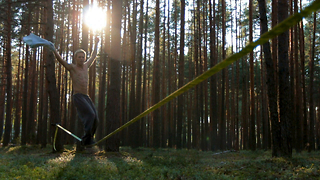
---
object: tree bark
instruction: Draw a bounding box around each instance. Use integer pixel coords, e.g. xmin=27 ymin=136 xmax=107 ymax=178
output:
xmin=137 ymin=0 xmax=144 ymax=147
xmin=257 ymin=0 xmax=279 ymax=155
xmin=3 ymin=0 xmax=13 ymax=147
xmin=176 ymin=0 xmax=185 ymax=149
xmin=0 ymin=51 xmax=5 ymax=141
xmin=277 ymin=0 xmax=292 ymax=158
xmin=220 ymin=0 xmax=226 ymax=150
xmin=129 ymin=0 xmax=138 ymax=149
xmin=13 ymin=41 xmax=23 ymax=144
xmin=293 ymin=0 xmax=302 ymax=153
xmin=308 ymin=12 xmax=316 ymax=152
xmin=105 ymin=0 xmax=122 ymax=152
xmin=249 ymin=0 xmax=256 ymax=151
xmin=209 ymin=0 xmax=218 ymax=151
xmin=152 ymin=0 xmax=161 ymax=148
xmin=46 ymin=0 xmax=63 ymax=152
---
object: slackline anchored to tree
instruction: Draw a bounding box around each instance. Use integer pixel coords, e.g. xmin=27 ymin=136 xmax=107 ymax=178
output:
xmin=49 ymin=0 xmax=320 ymax=151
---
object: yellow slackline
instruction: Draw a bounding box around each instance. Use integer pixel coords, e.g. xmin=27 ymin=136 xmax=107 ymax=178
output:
xmin=91 ymin=0 xmax=320 ymax=147
xmin=54 ymin=0 xmax=320 ymax=149
xmin=53 ymin=125 xmax=59 ymax=151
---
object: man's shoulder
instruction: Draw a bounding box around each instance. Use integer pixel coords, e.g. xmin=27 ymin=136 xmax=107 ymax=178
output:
xmin=66 ymin=64 xmax=77 ymax=74
xmin=68 ymin=63 xmax=78 ymax=70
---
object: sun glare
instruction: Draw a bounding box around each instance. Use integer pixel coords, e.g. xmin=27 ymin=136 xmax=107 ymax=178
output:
xmin=84 ymin=5 xmax=106 ymax=31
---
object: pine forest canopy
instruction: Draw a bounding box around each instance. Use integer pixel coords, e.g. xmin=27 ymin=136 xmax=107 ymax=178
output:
xmin=0 ymin=0 xmax=320 ymax=158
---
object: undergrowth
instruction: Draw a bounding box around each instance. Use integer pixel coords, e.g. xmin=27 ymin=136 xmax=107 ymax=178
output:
xmin=0 ymin=145 xmax=319 ymax=179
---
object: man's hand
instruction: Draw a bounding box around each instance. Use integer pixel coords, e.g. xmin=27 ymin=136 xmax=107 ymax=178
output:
xmin=46 ymin=42 xmax=56 ymax=51
xmin=95 ymin=37 xmax=100 ymax=45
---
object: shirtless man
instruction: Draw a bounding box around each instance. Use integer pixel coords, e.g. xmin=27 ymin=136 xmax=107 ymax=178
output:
xmin=52 ymin=37 xmax=100 ymax=146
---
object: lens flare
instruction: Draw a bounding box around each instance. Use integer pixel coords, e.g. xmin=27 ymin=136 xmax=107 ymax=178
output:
xmin=84 ymin=5 xmax=106 ymax=31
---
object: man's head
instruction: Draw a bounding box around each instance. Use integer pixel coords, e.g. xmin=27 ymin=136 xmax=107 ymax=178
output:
xmin=74 ymin=49 xmax=86 ymax=65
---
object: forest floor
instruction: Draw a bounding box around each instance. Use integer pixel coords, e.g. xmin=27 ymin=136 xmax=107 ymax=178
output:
xmin=0 ymin=145 xmax=319 ymax=179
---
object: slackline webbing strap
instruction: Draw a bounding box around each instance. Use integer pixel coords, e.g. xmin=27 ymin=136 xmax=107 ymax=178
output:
xmin=53 ymin=0 xmax=320 ymax=149
xmin=53 ymin=124 xmax=82 ymax=151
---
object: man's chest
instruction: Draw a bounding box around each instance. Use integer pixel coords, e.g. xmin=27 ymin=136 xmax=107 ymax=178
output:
xmin=70 ymin=66 xmax=89 ymax=81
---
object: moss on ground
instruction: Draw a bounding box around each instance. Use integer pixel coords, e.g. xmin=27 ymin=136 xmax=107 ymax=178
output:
xmin=0 ymin=145 xmax=319 ymax=179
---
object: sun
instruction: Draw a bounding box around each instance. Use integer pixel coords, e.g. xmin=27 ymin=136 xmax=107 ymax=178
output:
xmin=84 ymin=5 xmax=106 ymax=31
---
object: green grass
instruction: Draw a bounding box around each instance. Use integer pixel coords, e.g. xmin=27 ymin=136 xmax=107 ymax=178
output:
xmin=0 ymin=145 xmax=319 ymax=179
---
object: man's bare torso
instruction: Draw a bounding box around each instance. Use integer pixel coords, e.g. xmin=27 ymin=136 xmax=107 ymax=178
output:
xmin=70 ymin=64 xmax=89 ymax=95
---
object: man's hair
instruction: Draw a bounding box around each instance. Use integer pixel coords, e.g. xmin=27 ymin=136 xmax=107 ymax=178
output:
xmin=74 ymin=49 xmax=86 ymax=58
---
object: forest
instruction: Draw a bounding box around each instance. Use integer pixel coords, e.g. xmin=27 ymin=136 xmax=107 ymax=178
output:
xmin=0 ymin=0 xmax=320 ymax=158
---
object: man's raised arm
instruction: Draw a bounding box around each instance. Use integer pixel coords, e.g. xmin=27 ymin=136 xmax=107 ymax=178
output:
xmin=52 ymin=49 xmax=72 ymax=71
xmin=86 ymin=37 xmax=100 ymax=67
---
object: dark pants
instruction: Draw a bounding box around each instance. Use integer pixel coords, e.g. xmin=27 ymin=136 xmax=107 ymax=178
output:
xmin=73 ymin=93 xmax=99 ymax=140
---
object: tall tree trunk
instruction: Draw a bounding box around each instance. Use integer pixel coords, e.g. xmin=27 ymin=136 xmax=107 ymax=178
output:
xmin=105 ymin=0 xmax=122 ymax=152
xmin=121 ymin=0 xmax=128 ymax=146
xmin=13 ymin=40 xmax=23 ymax=144
xmin=21 ymin=7 xmax=32 ymax=146
xmin=202 ymin=1 xmax=209 ymax=150
xmin=235 ymin=2 xmax=240 ymax=150
xmin=152 ymin=0 xmax=161 ymax=148
xmin=241 ymin=70 xmax=248 ymax=150
xmin=308 ymin=12 xmax=316 ymax=152
xmin=172 ymin=0 xmax=178 ymax=149
xmin=89 ymin=38 xmax=96 ymax=106
xmin=277 ymin=0 xmax=292 ymax=158
xmin=142 ymin=0 xmax=149 ymax=147
xmin=249 ymin=0 xmax=256 ymax=151
xmin=257 ymin=0 xmax=279 ymax=155
xmin=166 ymin=0 xmax=172 ymax=148
xmin=260 ymin=46 xmax=268 ymax=150
xmin=46 ymin=0 xmax=63 ymax=152
xmin=62 ymin=2 xmax=70 ymax=145
xmin=256 ymin=58 xmax=261 ymax=149
xmin=28 ymin=12 xmax=40 ymax=143
xmin=3 ymin=0 xmax=13 ymax=147
xmin=41 ymin=6 xmax=49 ymax=147
xmin=299 ymin=0 xmax=308 ymax=150
xmin=209 ymin=0 xmax=218 ymax=151
xmin=97 ymin=1 xmax=110 ymax=148
xmin=177 ymin=0 xmax=185 ymax=149
xmin=129 ymin=0 xmax=138 ymax=149
xmin=198 ymin=0 xmax=204 ymax=151
xmin=294 ymin=0 xmax=302 ymax=153
xmin=39 ymin=42 xmax=47 ymax=148
xmin=0 ymin=48 xmax=5 ymax=141
xmin=137 ymin=0 xmax=144 ymax=147
xmin=192 ymin=0 xmax=200 ymax=149
xmin=187 ymin=51 xmax=193 ymax=149
xmin=288 ymin=0 xmax=295 ymax=153
xmin=160 ymin=1 xmax=166 ymax=148
xmin=220 ymin=0 xmax=226 ymax=150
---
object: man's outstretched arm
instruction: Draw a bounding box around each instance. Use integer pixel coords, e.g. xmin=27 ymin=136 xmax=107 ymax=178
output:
xmin=86 ymin=37 xmax=100 ymax=67
xmin=52 ymin=49 xmax=72 ymax=71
